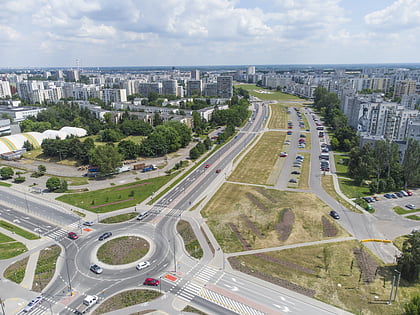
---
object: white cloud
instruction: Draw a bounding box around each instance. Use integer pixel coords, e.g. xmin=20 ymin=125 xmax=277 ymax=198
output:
xmin=0 ymin=25 xmax=21 ymax=41
xmin=365 ymin=0 xmax=420 ymax=29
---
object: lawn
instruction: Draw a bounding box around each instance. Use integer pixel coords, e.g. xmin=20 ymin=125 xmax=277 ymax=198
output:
xmin=229 ymin=131 xmax=285 ymax=185
xmin=3 ymin=256 xmax=29 ymax=283
xmin=406 ymin=215 xmax=420 ymax=220
xmin=201 ymin=183 xmax=348 ymax=253
xmin=100 ymin=212 xmax=138 ymax=224
xmin=57 ymin=173 xmax=177 ymax=213
xmin=337 ymin=177 xmax=372 ymax=199
xmin=0 ymin=181 xmax=12 ymax=187
xmin=393 ymin=206 xmax=419 ymax=215
xmin=32 ymin=245 xmax=61 ymax=292
xmin=229 ymin=240 xmax=418 ymax=315
xmin=267 ymin=103 xmax=288 ymax=129
xmin=236 ymin=84 xmax=304 ymax=102
xmin=177 ymin=220 xmax=203 ymax=259
xmin=321 ymin=175 xmax=360 ymax=212
xmin=0 ymin=220 xmax=40 ymax=240
xmin=93 ymin=289 xmax=161 ymax=314
xmin=334 ymin=153 xmax=350 ymax=177
xmin=97 ymin=236 xmax=149 ymax=265
xmin=0 ymin=232 xmax=27 ymax=260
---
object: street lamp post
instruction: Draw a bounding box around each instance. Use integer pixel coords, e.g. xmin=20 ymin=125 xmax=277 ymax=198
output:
xmin=61 ymin=257 xmax=74 ymax=296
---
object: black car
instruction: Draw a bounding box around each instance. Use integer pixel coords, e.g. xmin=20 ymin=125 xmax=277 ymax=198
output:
xmin=329 ymin=210 xmax=340 ymax=219
xmin=394 ymin=192 xmax=403 ymax=198
xmin=98 ymin=232 xmax=112 ymax=241
xmin=291 ymin=171 xmax=301 ymax=175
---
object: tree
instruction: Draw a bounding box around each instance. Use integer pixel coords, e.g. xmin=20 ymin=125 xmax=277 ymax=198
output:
xmin=89 ymin=144 xmax=123 ymax=176
xmin=46 ymin=177 xmax=61 ymax=191
xmin=402 ymin=139 xmax=420 ymax=188
xmin=118 ymin=140 xmax=139 ymax=160
xmin=38 ymin=165 xmax=46 ymax=174
xmin=404 ymin=295 xmax=420 ymax=315
xmin=0 ymin=167 xmax=14 ymax=179
xmin=23 ymin=140 xmax=34 ymax=151
xmin=397 ymin=230 xmax=420 ymax=282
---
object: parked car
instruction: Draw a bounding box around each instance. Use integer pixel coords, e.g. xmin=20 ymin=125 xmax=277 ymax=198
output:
xmin=289 ymin=179 xmax=297 ymax=183
xmin=406 ymin=190 xmax=413 ymax=196
xmin=394 ymin=192 xmax=403 ymax=198
xmin=136 ymin=261 xmax=151 ymax=270
xmin=405 ymin=204 xmax=416 ymax=210
xmin=90 ymin=264 xmax=103 ymax=274
xmin=329 ymin=210 xmax=340 ymax=219
xmin=280 ymin=152 xmax=288 ymax=157
xmin=296 ymin=155 xmax=304 ymax=160
xmin=143 ymin=278 xmax=160 ymax=286
xmin=98 ymin=232 xmax=112 ymax=241
xmin=384 ymin=193 xmax=393 ymax=199
xmin=400 ymin=190 xmax=409 ymax=197
xmin=287 ymin=131 xmax=292 ymax=135
xmin=23 ymin=296 xmax=43 ymax=313
xmin=373 ymin=196 xmax=379 ymax=201
xmin=291 ymin=171 xmax=301 ymax=175
xmin=68 ymin=232 xmax=78 ymax=240
xmin=293 ymin=164 xmax=302 ymax=168
xmin=83 ymin=221 xmax=94 ymax=226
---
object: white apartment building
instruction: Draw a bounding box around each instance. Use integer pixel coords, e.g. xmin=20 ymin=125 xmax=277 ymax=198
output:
xmin=0 ymin=81 xmax=12 ymax=98
xmin=101 ymin=89 xmax=127 ymax=104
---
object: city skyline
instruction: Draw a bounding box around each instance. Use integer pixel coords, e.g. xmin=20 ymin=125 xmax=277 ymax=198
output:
xmin=1 ymin=0 xmax=420 ymax=68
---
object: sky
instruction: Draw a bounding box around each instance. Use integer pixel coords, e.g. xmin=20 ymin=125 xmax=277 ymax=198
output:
xmin=1 ymin=0 xmax=419 ymax=68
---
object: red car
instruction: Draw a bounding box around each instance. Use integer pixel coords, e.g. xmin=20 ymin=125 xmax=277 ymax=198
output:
xmin=406 ymin=191 xmax=413 ymax=196
xmin=215 ymin=169 xmax=221 ymax=173
xmin=280 ymin=152 xmax=287 ymax=157
xmin=205 ymin=164 xmax=211 ymax=168
xmin=288 ymin=126 xmax=293 ymax=129
xmin=68 ymin=232 xmax=78 ymax=240
xmin=287 ymin=131 xmax=292 ymax=135
xmin=143 ymin=278 xmax=159 ymax=286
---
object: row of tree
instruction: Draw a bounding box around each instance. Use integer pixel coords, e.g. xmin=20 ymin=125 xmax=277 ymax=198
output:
xmin=313 ymin=87 xmax=358 ymax=151
xmin=348 ymin=138 xmax=420 ymax=192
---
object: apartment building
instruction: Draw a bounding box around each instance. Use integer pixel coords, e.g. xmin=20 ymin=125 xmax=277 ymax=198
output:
xmin=0 ymin=81 xmax=12 ymax=98
xmin=216 ymin=76 xmax=233 ymax=98
xmin=186 ymin=80 xmax=202 ymax=97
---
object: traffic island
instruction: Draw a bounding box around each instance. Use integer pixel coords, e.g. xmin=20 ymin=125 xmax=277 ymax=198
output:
xmin=97 ymin=236 xmax=149 ymax=265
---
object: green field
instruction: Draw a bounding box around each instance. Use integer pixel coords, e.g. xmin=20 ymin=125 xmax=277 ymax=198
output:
xmin=236 ymin=84 xmax=304 ymax=101
xmin=57 ymin=173 xmax=177 ymax=213
xmin=0 ymin=220 xmax=40 ymax=240
xmin=229 ymin=131 xmax=284 ymax=185
xmin=32 ymin=245 xmax=61 ymax=292
xmin=100 ymin=212 xmax=138 ymax=224
xmin=230 ymin=240 xmax=418 ymax=315
xmin=201 ymin=183 xmax=347 ymax=253
xmin=0 ymin=232 xmax=27 ymax=260
xmin=267 ymin=103 xmax=288 ymax=129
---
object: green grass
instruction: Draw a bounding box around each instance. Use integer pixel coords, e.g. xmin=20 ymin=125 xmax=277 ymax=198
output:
xmin=3 ymin=256 xmax=29 ymax=283
xmin=236 ymin=84 xmax=304 ymax=101
xmin=406 ymin=215 xmax=420 ymax=220
xmin=0 ymin=220 xmax=40 ymax=240
xmin=32 ymin=245 xmax=61 ymax=292
xmin=72 ymin=210 xmax=86 ymax=217
xmin=337 ymin=177 xmax=371 ymax=199
xmin=176 ymin=220 xmax=203 ymax=259
xmin=0 ymin=181 xmax=12 ymax=187
xmin=0 ymin=233 xmax=28 ymax=260
xmin=182 ymin=305 xmax=208 ymax=315
xmin=393 ymin=206 xmax=420 ymax=215
xmin=97 ymin=236 xmax=149 ymax=265
xmin=100 ymin=212 xmax=138 ymax=224
xmin=57 ymin=173 xmax=177 ymax=213
xmin=321 ymin=175 xmax=360 ymax=213
xmin=93 ymin=289 xmax=161 ymax=314
xmin=334 ymin=154 xmax=349 ymax=177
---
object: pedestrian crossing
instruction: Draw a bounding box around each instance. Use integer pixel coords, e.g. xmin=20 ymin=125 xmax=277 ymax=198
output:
xmin=200 ymin=288 xmax=266 ymax=315
xmin=194 ymin=265 xmax=219 ymax=283
xmin=175 ymin=280 xmax=203 ymax=302
xmin=16 ymin=296 xmax=55 ymax=315
xmin=44 ymin=222 xmax=79 ymax=240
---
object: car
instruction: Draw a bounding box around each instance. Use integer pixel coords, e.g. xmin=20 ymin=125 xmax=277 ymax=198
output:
xmin=98 ymin=232 xmax=112 ymax=241
xmin=298 ymin=138 xmax=305 ymax=143
xmin=394 ymin=192 xmax=403 ymax=198
xmin=288 ymin=126 xmax=293 ymax=129
xmin=362 ymin=197 xmax=375 ymax=203
xmin=405 ymin=204 xmax=416 ymax=210
xmin=329 ymin=210 xmax=340 ymax=219
xmin=373 ymin=196 xmax=379 ymax=201
xmin=293 ymin=164 xmax=302 ymax=168
xmin=215 ymin=169 xmax=221 ymax=173
xmin=291 ymin=171 xmax=301 ymax=175
xmin=321 ymin=167 xmax=330 ymax=171
xmin=90 ymin=264 xmax=103 ymax=274
xmin=280 ymin=152 xmax=288 ymax=157
xmin=400 ymin=190 xmax=409 ymax=197
xmin=23 ymin=296 xmax=43 ymax=313
xmin=391 ymin=193 xmax=398 ymax=199
xmin=296 ymin=155 xmax=304 ymax=160
xmin=205 ymin=164 xmax=211 ymax=168
xmin=83 ymin=221 xmax=94 ymax=226
xmin=406 ymin=190 xmax=413 ymax=196
xmin=136 ymin=261 xmax=151 ymax=270
xmin=68 ymin=232 xmax=78 ymax=240
xmin=300 ymin=134 xmax=306 ymax=138
xmin=384 ymin=193 xmax=393 ymax=199
xmin=287 ymin=131 xmax=292 ymax=135
xmin=298 ymin=144 xmax=306 ymax=148
xmin=143 ymin=278 xmax=160 ymax=286
xmin=289 ymin=179 xmax=297 ymax=183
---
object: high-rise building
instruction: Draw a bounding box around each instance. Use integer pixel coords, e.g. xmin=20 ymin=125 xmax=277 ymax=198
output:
xmin=187 ymin=80 xmax=202 ymax=97
xmin=0 ymin=81 xmax=12 ymax=98
xmin=101 ymin=89 xmax=127 ymax=104
xmin=217 ymin=76 xmax=233 ymax=98
xmin=394 ymin=80 xmax=417 ymax=98
xmin=162 ymin=80 xmax=178 ymax=96
xmin=247 ymin=66 xmax=256 ymax=75
xmin=191 ymin=70 xmax=200 ymax=80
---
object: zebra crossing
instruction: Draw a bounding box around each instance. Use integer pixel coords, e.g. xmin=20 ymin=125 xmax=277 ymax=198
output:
xmin=194 ymin=265 xmax=219 ymax=283
xmin=200 ymin=288 xmax=266 ymax=315
xmin=175 ymin=280 xmax=203 ymax=302
xmin=16 ymin=296 xmax=55 ymax=315
xmin=44 ymin=222 xmax=79 ymax=240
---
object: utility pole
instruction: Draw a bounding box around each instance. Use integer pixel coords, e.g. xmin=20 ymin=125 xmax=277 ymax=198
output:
xmin=173 ymin=240 xmax=176 ymax=273
xmin=65 ymin=258 xmax=73 ymax=296
xmin=393 ymin=270 xmax=401 ymax=302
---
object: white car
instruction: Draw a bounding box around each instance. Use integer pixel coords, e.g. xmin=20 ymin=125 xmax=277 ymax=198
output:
xmin=23 ymin=296 xmax=43 ymax=312
xmin=405 ymin=204 xmax=416 ymax=210
xmin=136 ymin=261 xmax=151 ymax=270
xmin=83 ymin=221 xmax=94 ymax=226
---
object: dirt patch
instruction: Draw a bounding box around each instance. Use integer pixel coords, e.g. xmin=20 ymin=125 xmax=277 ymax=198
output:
xmin=229 ymin=256 xmax=315 ymax=297
xmin=3 ymin=256 xmax=29 ymax=283
xmin=353 ymin=247 xmax=379 ymax=283
xmin=228 ymin=223 xmax=252 ymax=250
xmin=97 ymin=236 xmax=149 ymax=265
xmin=256 ymin=187 xmax=277 ymax=203
xmin=255 ymin=253 xmax=315 ymax=275
xmin=322 ymin=216 xmax=338 ymax=237
xmin=275 ymin=208 xmax=294 ymax=241
xmin=240 ymin=214 xmax=263 ymax=238
xmin=246 ymin=192 xmax=268 ymax=212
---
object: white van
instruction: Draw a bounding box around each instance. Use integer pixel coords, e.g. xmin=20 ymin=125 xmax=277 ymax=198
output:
xmin=137 ymin=211 xmax=149 ymax=221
